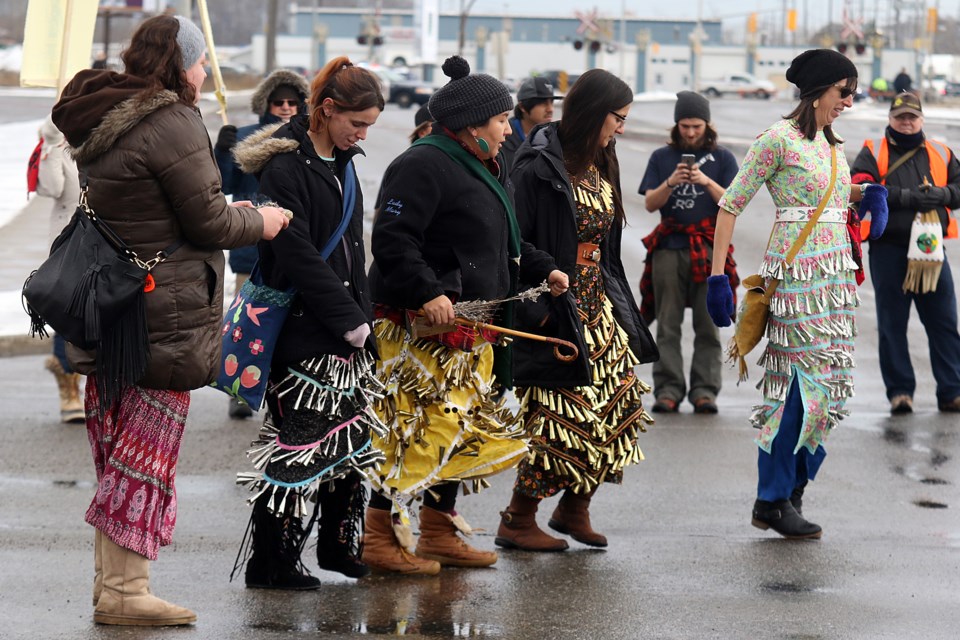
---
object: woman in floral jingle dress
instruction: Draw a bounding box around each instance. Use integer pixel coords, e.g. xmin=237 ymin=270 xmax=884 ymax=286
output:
xmin=706 ymin=49 xmax=888 ymax=539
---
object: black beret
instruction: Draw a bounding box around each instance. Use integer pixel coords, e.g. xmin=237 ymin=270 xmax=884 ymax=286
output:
xmin=786 ymin=48 xmax=858 ymax=97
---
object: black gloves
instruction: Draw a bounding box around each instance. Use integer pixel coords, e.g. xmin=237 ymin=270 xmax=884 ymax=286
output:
xmin=919 ymin=185 xmax=949 ymax=210
xmin=894 ymin=187 xmax=923 ymax=211
xmin=216 ymin=124 xmax=238 ymax=153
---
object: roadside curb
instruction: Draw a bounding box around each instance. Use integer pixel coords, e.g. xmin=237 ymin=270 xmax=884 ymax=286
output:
xmin=0 ymin=334 xmax=48 ymax=358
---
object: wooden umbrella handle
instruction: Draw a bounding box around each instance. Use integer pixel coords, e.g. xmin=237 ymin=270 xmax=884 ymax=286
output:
xmin=450 ymin=318 xmax=579 ymax=362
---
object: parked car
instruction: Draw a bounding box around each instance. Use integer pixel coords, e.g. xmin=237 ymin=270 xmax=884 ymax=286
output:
xmin=700 ymin=73 xmax=775 ymax=99
xmin=358 ymin=63 xmax=434 ymax=108
xmin=945 ymin=81 xmax=960 ymax=97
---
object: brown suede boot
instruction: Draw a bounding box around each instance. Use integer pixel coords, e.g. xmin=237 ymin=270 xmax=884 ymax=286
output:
xmin=94 ymin=537 xmax=196 ymax=626
xmin=45 ymin=356 xmax=85 ymax=423
xmin=494 ymin=493 xmax=568 ymax=552
xmin=548 ymin=491 xmax=608 ymax=548
xmin=361 ymin=507 xmax=440 ymax=575
xmin=415 ymin=507 xmax=498 ymax=567
xmin=93 ymin=530 xmax=103 ymax=606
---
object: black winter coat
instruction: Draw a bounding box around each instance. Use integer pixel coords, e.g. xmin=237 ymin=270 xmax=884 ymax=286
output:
xmin=510 ymin=122 xmax=658 ymax=388
xmin=369 ymin=136 xmax=547 ymax=308
xmin=233 ymin=115 xmax=373 ymax=367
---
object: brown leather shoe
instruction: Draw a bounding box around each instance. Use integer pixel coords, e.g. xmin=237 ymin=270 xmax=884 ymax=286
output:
xmin=415 ymin=507 xmax=498 ymax=567
xmin=361 ymin=507 xmax=440 ymax=575
xmin=890 ymin=395 xmax=913 ymax=414
xmin=548 ymin=492 xmax=608 ymax=548
xmin=494 ymin=492 xmax=568 ymax=551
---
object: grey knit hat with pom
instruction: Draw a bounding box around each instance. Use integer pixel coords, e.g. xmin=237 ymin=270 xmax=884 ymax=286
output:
xmin=427 ymin=56 xmax=513 ymax=131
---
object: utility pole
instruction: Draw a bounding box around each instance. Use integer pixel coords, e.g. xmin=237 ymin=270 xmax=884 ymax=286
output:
xmin=458 ymin=0 xmax=478 ymax=56
xmin=265 ymin=0 xmax=278 ymax=73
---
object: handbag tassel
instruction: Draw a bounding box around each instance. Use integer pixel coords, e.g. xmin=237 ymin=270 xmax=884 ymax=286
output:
xmin=22 ymin=271 xmax=50 ymax=339
xmin=94 ymin=291 xmax=150 ymax=413
xmin=66 ymin=265 xmax=101 ymax=343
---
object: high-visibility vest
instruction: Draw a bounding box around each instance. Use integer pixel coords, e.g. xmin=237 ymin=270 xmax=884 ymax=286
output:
xmin=861 ymin=137 xmax=958 ymax=239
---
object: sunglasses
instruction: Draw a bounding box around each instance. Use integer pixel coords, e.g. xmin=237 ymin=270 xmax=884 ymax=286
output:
xmin=834 ymin=84 xmax=856 ymax=99
xmin=271 ymin=99 xmax=298 ymax=107
xmin=609 ymin=110 xmax=628 ymax=124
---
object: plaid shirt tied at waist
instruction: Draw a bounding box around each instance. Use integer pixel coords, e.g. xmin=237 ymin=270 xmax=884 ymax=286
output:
xmin=639 ymin=217 xmax=740 ymax=325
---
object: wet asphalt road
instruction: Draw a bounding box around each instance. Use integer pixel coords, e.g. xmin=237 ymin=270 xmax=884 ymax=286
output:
xmin=1 ymin=94 xmax=959 ymax=639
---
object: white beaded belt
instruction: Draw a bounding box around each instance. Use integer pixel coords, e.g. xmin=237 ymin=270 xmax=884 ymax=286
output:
xmin=776 ymin=207 xmax=847 ymax=223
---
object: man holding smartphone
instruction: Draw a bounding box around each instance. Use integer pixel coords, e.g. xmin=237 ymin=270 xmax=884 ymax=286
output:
xmin=638 ymin=91 xmax=740 ymax=414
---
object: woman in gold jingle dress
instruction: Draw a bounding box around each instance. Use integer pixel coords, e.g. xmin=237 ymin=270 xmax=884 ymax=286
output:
xmin=495 ymin=69 xmax=659 ymax=552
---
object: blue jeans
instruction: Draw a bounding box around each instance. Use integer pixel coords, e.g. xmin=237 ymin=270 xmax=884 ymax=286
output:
xmin=868 ymin=243 xmax=960 ymax=404
xmin=757 ymin=378 xmax=827 ymax=502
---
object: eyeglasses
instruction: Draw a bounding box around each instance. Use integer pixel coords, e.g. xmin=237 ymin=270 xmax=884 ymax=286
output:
xmin=609 ymin=110 xmax=628 ymax=124
xmin=271 ymin=99 xmax=298 ymax=107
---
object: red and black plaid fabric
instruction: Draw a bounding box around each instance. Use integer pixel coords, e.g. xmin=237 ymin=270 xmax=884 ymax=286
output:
xmin=639 ymin=217 xmax=739 ymax=325
xmin=374 ymin=304 xmax=498 ymax=352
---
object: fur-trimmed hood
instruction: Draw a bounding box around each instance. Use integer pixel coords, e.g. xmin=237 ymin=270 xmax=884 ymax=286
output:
xmin=53 ymin=69 xmax=183 ymax=166
xmin=250 ymin=68 xmax=310 ymax=116
xmin=232 ymin=120 xmax=297 ymax=176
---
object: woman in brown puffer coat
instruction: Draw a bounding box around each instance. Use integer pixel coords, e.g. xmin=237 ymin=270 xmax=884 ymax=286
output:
xmin=51 ymin=14 xmax=289 ymax=627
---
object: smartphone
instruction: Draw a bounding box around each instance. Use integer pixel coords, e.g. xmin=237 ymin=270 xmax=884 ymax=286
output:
xmin=681 ymin=153 xmax=696 ymax=167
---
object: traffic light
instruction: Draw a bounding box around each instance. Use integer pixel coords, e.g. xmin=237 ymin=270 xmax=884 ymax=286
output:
xmin=747 ymin=13 xmax=757 ymax=34
xmin=855 ymin=42 xmax=865 ymax=55
xmin=589 ymin=40 xmax=601 ymax=53
xmin=573 ymin=39 xmax=583 ymax=50
xmin=837 ymin=42 xmax=847 ymax=53
xmin=786 ymin=9 xmax=797 ymax=33
xmin=373 ymin=36 xmax=384 ymax=46
xmin=357 ymin=35 xmax=368 ymax=45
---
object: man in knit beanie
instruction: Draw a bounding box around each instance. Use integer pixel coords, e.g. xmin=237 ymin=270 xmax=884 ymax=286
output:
xmin=637 ymin=90 xmax=740 ymax=414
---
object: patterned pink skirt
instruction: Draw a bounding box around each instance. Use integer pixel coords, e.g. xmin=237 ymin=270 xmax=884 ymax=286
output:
xmin=84 ymin=377 xmax=190 ymax=560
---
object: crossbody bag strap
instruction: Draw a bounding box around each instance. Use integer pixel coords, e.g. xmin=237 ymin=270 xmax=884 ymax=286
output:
xmin=78 ymin=170 xmax=183 ymax=270
xmin=318 ymin=160 xmax=356 ymax=260
xmin=879 ymin=144 xmax=921 ymax=182
xmin=764 ymin=144 xmax=838 ymax=298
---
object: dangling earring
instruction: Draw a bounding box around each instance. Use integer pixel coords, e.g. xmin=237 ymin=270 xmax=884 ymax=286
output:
xmin=813 ymin=99 xmax=820 ymax=108
xmin=475 ymin=136 xmax=490 ymax=154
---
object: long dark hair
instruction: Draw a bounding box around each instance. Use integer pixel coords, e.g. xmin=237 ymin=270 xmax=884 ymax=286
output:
xmin=558 ymin=69 xmax=633 ymax=225
xmin=785 ymin=77 xmax=856 ymax=143
xmin=122 ymin=15 xmax=196 ymax=106
xmin=309 ymin=56 xmax=385 ymax=133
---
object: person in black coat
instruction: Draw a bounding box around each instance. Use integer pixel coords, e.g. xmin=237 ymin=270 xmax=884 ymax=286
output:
xmin=364 ymin=56 xmax=567 ymax=575
xmin=495 ymin=69 xmax=658 ymax=553
xmin=230 ymin=56 xmax=387 ymax=589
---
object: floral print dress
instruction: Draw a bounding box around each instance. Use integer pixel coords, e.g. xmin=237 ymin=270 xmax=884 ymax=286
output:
xmin=719 ymin=119 xmax=857 ymax=455
xmin=515 ymin=167 xmax=653 ymax=498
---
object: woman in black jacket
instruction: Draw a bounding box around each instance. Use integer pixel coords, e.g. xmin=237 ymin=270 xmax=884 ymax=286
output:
xmin=364 ymin=56 xmax=567 ymax=575
xmin=495 ymin=69 xmax=658 ymax=552
xmin=231 ymin=56 xmax=386 ymax=588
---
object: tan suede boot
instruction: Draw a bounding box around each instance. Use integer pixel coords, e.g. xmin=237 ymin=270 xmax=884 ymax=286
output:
xmin=361 ymin=507 xmax=440 ymax=575
xmin=548 ymin=491 xmax=608 ymax=548
xmin=45 ymin=356 xmax=84 ymax=423
xmin=93 ymin=530 xmax=102 ymax=607
xmin=415 ymin=507 xmax=497 ymax=567
xmin=494 ymin=493 xmax=569 ymax=552
xmin=94 ymin=537 xmax=196 ymax=626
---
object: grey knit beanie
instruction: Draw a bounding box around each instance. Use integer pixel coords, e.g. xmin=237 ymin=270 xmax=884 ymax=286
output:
xmin=174 ymin=16 xmax=205 ymax=69
xmin=427 ymin=56 xmax=513 ymax=131
xmin=674 ymin=90 xmax=711 ymax=123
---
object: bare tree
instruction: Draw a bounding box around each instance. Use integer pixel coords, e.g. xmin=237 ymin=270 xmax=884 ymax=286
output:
xmin=457 ymin=0 xmax=478 ymax=56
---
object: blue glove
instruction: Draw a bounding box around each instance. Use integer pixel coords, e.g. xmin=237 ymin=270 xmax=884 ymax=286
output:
xmin=706 ymin=274 xmax=734 ymax=328
xmin=860 ymin=184 xmax=889 ymax=240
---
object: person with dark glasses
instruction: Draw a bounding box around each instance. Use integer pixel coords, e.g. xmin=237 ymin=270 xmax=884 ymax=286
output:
xmin=213 ymin=69 xmax=309 ymax=420
xmin=707 ymin=49 xmax=889 ymax=540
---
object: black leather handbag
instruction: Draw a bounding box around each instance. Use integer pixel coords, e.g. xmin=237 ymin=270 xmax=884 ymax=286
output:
xmin=22 ymin=177 xmax=181 ymax=407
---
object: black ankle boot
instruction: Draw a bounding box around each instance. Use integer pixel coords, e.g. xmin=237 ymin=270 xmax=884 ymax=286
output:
xmin=790 ymin=484 xmax=806 ymax=516
xmin=240 ymin=494 xmax=322 ymax=590
xmin=317 ymin=474 xmax=370 ymax=579
xmin=751 ymin=499 xmax=822 ymax=539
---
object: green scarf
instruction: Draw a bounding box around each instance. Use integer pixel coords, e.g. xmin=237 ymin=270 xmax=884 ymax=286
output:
xmin=412 ymin=133 xmax=520 ymax=386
